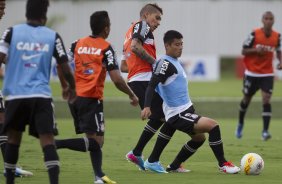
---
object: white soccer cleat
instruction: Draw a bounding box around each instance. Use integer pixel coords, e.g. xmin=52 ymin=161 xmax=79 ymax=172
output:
xmin=219 ymin=161 xmax=240 ymax=174
xmin=15 ymin=167 xmax=33 ymax=177
xmin=166 ymin=165 xmax=191 ymax=173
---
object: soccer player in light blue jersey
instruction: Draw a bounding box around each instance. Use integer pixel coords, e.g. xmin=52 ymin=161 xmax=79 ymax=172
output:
xmin=141 ymin=30 xmax=240 ymax=174
xmin=0 ymin=0 xmax=76 ymax=184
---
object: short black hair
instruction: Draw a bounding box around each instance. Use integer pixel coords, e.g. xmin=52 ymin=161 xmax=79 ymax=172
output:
xmin=26 ymin=0 xmax=49 ymax=20
xmin=140 ymin=3 xmax=163 ymax=17
xmin=90 ymin=11 xmax=110 ymax=35
xmin=163 ymin=30 xmax=183 ymax=44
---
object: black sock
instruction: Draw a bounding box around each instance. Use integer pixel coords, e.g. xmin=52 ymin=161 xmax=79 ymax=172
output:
xmin=55 ymin=138 xmax=87 ymax=152
xmin=169 ymin=140 xmax=205 ymax=170
xmin=4 ymin=143 xmax=19 ymax=184
xmin=262 ymin=104 xmax=271 ymax=131
xmin=133 ymin=119 xmax=164 ymax=156
xmin=148 ymin=123 xmax=175 ymax=162
xmin=0 ymin=124 xmax=7 ymax=160
xmin=88 ymin=138 xmax=105 ymax=178
xmin=208 ymin=126 xmax=226 ymax=166
xmin=239 ymin=100 xmax=249 ymax=125
xmin=43 ymin=144 xmax=60 ymax=184
xmin=0 ymin=133 xmax=7 ymax=161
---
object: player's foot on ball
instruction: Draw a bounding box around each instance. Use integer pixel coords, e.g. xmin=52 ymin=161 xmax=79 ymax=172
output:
xmin=219 ymin=161 xmax=240 ymax=174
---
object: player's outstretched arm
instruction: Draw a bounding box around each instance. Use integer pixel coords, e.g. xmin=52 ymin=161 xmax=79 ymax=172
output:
xmin=109 ymin=69 xmax=138 ymax=106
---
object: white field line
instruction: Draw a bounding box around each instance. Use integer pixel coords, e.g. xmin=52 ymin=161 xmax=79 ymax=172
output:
xmin=52 ymin=96 xmax=282 ymax=102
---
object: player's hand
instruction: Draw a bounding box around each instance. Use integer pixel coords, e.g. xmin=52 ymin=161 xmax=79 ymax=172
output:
xmin=64 ymin=87 xmax=76 ymax=104
xmin=277 ymin=63 xmax=282 ymax=70
xmin=62 ymin=86 xmax=69 ymax=100
xmin=141 ymin=107 xmax=151 ymax=120
xmin=256 ymin=47 xmax=266 ymax=56
xmin=129 ymin=94 xmax=139 ymax=106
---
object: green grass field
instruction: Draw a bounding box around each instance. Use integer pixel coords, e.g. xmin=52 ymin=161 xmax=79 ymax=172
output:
xmin=0 ymin=118 xmax=281 ymax=184
xmin=1 ymin=79 xmax=282 ymax=183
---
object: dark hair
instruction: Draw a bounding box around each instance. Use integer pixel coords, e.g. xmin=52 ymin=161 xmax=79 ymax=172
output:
xmin=140 ymin=3 xmax=163 ymax=17
xmin=26 ymin=0 xmax=49 ymax=20
xmin=90 ymin=11 xmax=110 ymax=35
xmin=163 ymin=30 xmax=183 ymax=44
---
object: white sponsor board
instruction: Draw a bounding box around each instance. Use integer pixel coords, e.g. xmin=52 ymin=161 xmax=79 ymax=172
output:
xmin=49 ymin=55 xmax=220 ymax=81
xmin=179 ymin=55 xmax=220 ymax=81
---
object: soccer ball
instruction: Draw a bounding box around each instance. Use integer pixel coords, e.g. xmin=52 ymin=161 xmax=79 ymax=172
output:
xmin=240 ymin=153 xmax=264 ymax=175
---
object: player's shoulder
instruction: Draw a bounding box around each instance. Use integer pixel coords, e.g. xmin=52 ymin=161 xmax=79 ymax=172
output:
xmin=271 ymin=29 xmax=280 ymax=36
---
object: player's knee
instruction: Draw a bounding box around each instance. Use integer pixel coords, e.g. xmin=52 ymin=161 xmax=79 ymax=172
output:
xmin=147 ymin=118 xmax=164 ymax=130
xmin=87 ymin=138 xmax=101 ymax=152
xmin=159 ymin=123 xmax=176 ymax=137
xmin=192 ymin=133 xmax=206 ymax=143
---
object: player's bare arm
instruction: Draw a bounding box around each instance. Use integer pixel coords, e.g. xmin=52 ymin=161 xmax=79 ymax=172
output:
xmin=109 ymin=69 xmax=139 ymax=106
xmin=0 ymin=52 xmax=5 ymax=67
xmin=276 ymin=50 xmax=282 ymax=69
xmin=131 ymin=38 xmax=155 ymax=64
xmin=58 ymin=62 xmax=76 ymax=103
xmin=242 ymin=47 xmax=266 ymax=56
xmin=120 ymin=59 xmax=128 ymax=73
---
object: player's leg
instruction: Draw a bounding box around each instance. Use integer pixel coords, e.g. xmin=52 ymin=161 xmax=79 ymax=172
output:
xmin=3 ymin=99 xmax=28 ymax=183
xmin=143 ymin=123 xmax=176 ymax=173
xmin=0 ymin=93 xmax=7 ymax=163
xmin=39 ymin=134 xmax=59 ymax=184
xmin=260 ymin=76 xmax=273 ymax=141
xmin=4 ymin=129 xmax=22 ymax=184
xmin=0 ymin=99 xmax=33 ymax=177
xmin=166 ymin=133 xmax=205 ymax=173
xmin=35 ymin=98 xmax=60 ymax=184
xmin=236 ymin=75 xmax=257 ymax=138
xmin=147 ymin=122 xmax=176 ymax=163
xmin=194 ymin=117 xmax=240 ymax=174
xmin=144 ymin=106 xmax=199 ymax=173
xmin=0 ymin=111 xmax=7 ymax=163
xmin=126 ymin=82 xmax=163 ymax=170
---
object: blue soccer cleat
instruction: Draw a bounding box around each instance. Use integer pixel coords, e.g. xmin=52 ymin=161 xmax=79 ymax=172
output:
xmin=235 ymin=123 xmax=243 ymax=139
xmin=126 ymin=151 xmax=145 ymax=171
xmin=144 ymin=159 xmax=167 ymax=173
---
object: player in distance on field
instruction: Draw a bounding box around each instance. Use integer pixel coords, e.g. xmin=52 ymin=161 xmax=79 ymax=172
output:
xmin=141 ymin=30 xmax=240 ymax=174
xmin=235 ymin=11 xmax=282 ymax=141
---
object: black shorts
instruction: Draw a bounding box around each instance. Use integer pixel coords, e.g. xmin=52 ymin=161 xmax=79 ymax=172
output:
xmin=167 ymin=106 xmax=201 ymax=135
xmin=242 ymin=75 xmax=274 ymax=96
xmin=128 ymin=81 xmax=164 ymax=120
xmin=69 ymin=97 xmax=104 ymax=136
xmin=2 ymin=98 xmax=56 ymax=138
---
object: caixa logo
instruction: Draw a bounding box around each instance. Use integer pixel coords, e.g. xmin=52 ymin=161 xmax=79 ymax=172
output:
xmin=17 ymin=42 xmax=50 ymax=52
